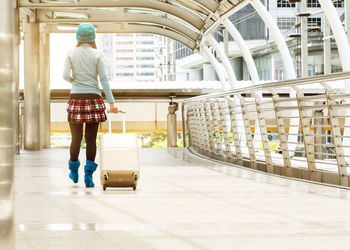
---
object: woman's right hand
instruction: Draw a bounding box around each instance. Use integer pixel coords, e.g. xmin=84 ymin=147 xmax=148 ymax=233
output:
xmin=110 ymin=102 xmax=119 ymax=113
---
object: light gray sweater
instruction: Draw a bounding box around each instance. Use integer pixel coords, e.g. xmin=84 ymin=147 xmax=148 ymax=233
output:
xmin=62 ymin=44 xmax=115 ymax=103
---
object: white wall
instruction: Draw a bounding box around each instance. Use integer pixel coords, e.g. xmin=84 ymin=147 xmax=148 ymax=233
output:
xmin=203 ymin=63 xmax=218 ymax=81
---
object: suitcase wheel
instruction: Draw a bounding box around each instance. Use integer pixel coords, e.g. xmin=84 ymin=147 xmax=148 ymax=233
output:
xmin=103 ymin=185 xmax=107 ymax=191
xmin=132 ymin=185 xmax=137 ymax=191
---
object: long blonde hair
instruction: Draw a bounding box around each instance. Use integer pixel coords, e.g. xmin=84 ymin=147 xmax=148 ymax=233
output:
xmin=76 ymin=42 xmax=97 ymax=49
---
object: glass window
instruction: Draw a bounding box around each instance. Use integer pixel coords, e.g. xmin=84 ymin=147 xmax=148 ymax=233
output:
xmin=308 ymin=17 xmax=321 ymax=27
xmin=136 ymin=41 xmax=154 ymax=45
xmin=333 ymin=0 xmax=343 ymax=7
xmin=136 ymin=64 xmax=154 ymax=68
xmin=136 ymin=34 xmax=154 ymax=37
xmin=136 ymin=57 xmax=154 ymax=60
xmin=277 ymin=17 xmax=296 ymax=30
xmin=116 ymin=57 xmax=133 ymax=60
xmin=277 ymin=0 xmax=295 ymax=8
xmin=115 ymin=41 xmax=133 ymax=45
xmin=116 ymin=65 xmax=134 ymax=68
xmin=136 ymin=49 xmax=154 ymax=52
xmin=115 ymin=49 xmax=133 ymax=53
xmin=307 ymin=0 xmax=321 ymax=7
xmin=116 ymin=73 xmax=133 ymax=76
xmin=136 ymin=72 xmax=154 ymax=76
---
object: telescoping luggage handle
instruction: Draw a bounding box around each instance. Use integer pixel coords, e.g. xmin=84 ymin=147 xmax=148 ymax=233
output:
xmin=107 ymin=109 xmax=126 ymax=134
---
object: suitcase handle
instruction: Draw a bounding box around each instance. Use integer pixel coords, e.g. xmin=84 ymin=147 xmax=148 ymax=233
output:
xmin=107 ymin=109 xmax=126 ymax=134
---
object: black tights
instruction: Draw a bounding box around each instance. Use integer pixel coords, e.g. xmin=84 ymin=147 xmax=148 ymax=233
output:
xmin=69 ymin=122 xmax=99 ymax=162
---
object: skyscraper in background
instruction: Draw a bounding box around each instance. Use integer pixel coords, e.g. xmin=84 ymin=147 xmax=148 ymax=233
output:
xmin=97 ymin=33 xmax=173 ymax=82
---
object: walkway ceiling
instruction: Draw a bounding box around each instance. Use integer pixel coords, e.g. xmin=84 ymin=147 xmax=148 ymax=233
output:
xmin=18 ymin=0 xmax=245 ymax=51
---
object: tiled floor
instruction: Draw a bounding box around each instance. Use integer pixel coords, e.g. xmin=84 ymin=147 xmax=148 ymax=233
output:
xmin=15 ymin=148 xmax=350 ymax=250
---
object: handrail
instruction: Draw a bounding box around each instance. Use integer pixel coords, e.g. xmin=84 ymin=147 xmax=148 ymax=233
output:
xmin=183 ymin=72 xmax=350 ymax=188
xmin=183 ymin=71 xmax=350 ymax=102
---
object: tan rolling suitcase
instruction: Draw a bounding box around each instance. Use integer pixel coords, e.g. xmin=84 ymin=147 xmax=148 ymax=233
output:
xmin=100 ymin=111 xmax=140 ymax=191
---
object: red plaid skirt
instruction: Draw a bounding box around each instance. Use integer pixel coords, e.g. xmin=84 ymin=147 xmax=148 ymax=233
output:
xmin=67 ymin=97 xmax=107 ymax=123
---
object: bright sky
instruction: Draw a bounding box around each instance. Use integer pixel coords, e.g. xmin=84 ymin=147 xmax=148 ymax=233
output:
xmin=19 ymin=33 xmax=103 ymax=89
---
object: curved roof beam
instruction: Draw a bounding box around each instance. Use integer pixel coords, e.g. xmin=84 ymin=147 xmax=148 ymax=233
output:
xmin=19 ymin=0 xmax=205 ymax=30
xmin=175 ymin=0 xmax=219 ymax=13
xmin=37 ymin=9 xmax=201 ymax=41
xmin=48 ymin=22 xmax=197 ymax=49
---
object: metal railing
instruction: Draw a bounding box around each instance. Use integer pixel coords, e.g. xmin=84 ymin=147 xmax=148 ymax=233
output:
xmin=183 ymin=71 xmax=350 ymax=187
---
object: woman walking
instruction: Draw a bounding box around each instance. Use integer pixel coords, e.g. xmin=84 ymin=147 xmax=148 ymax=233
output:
xmin=63 ymin=23 xmax=118 ymax=187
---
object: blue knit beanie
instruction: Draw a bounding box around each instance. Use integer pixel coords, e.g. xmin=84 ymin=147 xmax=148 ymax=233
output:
xmin=76 ymin=23 xmax=95 ymax=42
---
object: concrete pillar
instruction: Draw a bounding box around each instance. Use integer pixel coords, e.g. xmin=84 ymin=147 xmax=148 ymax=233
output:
xmin=0 ymin=1 xmax=15 ymax=249
xmin=14 ymin=8 xmax=20 ymax=154
xmin=24 ymin=21 xmax=40 ymax=150
xmin=40 ymin=25 xmax=50 ymax=149
xmin=300 ymin=0 xmax=309 ymax=77
xmin=167 ymin=101 xmax=179 ymax=147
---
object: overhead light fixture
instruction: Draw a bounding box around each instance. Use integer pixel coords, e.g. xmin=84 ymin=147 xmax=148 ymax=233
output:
xmin=37 ymin=0 xmax=79 ymax=3
xmin=56 ymin=24 xmax=98 ymax=31
xmin=56 ymin=24 xmax=79 ymax=31
xmin=52 ymin=11 xmax=89 ymax=19
xmin=125 ymin=8 xmax=163 ymax=17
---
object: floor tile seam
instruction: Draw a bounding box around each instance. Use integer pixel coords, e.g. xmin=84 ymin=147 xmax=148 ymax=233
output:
xmin=146 ymin=172 xmax=313 ymax=223
xmin=41 ymin=193 xmax=86 ymax=225
xmin=92 ymin=197 xmax=214 ymax=250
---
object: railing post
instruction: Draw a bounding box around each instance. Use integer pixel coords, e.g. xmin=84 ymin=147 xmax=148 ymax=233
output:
xmin=203 ymin=101 xmax=216 ymax=157
xmin=296 ymin=91 xmax=319 ymax=182
xmin=196 ymin=103 xmax=206 ymax=154
xmin=198 ymin=102 xmax=211 ymax=155
xmin=239 ymin=95 xmax=257 ymax=169
xmin=253 ymin=93 xmax=273 ymax=173
xmin=217 ymin=98 xmax=235 ymax=162
xmin=210 ymin=99 xmax=224 ymax=158
xmin=187 ymin=105 xmax=197 ymax=150
xmin=181 ymin=103 xmax=187 ymax=148
xmin=186 ymin=105 xmax=193 ymax=149
xmin=322 ymin=83 xmax=349 ymax=186
xmin=272 ymin=93 xmax=292 ymax=176
xmin=226 ymin=97 xmax=243 ymax=165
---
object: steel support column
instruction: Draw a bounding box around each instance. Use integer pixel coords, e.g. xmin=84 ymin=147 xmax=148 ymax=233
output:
xmin=206 ymin=34 xmax=237 ymax=88
xmin=249 ymin=0 xmax=296 ymax=79
xmin=201 ymin=45 xmax=229 ymax=90
xmin=249 ymin=0 xmax=299 ymax=156
xmin=222 ymin=18 xmax=262 ymax=150
xmin=39 ymin=25 xmax=51 ymax=149
xmin=24 ymin=21 xmax=40 ymax=150
xmin=223 ymin=19 xmax=259 ymax=83
xmin=0 ymin=1 xmax=15 ymax=249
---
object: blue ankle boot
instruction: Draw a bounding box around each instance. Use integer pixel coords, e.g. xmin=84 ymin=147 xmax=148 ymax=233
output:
xmin=68 ymin=159 xmax=80 ymax=183
xmin=84 ymin=160 xmax=98 ymax=188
